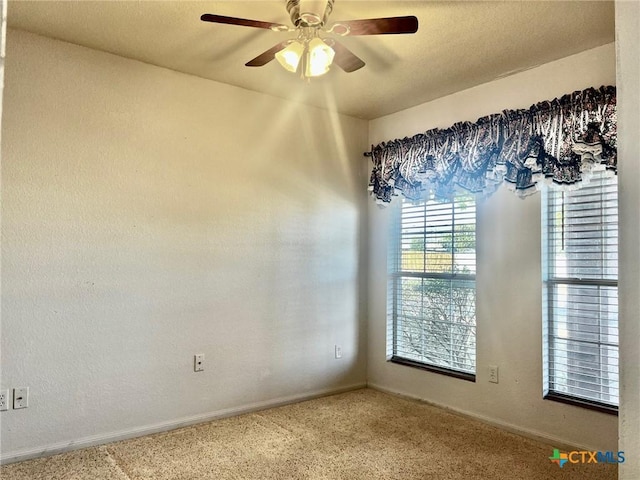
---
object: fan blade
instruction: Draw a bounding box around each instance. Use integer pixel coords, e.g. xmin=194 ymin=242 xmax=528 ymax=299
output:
xmin=332 ymin=16 xmax=418 ymax=35
xmin=327 ymin=40 xmax=365 ymax=73
xmin=245 ymin=42 xmax=289 ymax=67
xmin=200 ymin=14 xmax=289 ymax=31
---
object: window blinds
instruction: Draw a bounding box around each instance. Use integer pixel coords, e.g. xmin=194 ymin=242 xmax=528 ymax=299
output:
xmin=544 ymin=170 xmax=619 ymax=407
xmin=388 ymin=196 xmax=476 ymax=376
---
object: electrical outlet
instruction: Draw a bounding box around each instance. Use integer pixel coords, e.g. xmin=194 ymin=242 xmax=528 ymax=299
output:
xmin=335 ymin=345 xmax=343 ymax=359
xmin=0 ymin=390 xmax=9 ymax=411
xmin=194 ymin=354 xmax=204 ymax=372
xmin=13 ymin=387 xmax=29 ymax=409
xmin=489 ymin=365 xmax=499 ymax=384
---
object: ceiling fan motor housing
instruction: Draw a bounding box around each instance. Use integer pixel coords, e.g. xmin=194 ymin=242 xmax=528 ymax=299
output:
xmin=286 ymin=0 xmax=335 ymax=27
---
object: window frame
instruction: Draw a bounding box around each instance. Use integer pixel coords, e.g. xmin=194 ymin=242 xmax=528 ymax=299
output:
xmin=541 ymin=171 xmax=619 ymax=415
xmin=387 ymin=194 xmax=477 ymax=382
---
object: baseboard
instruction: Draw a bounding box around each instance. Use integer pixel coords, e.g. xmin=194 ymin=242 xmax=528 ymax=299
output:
xmin=367 ymin=382 xmax=598 ymax=452
xmin=0 ymin=382 xmax=367 ymax=465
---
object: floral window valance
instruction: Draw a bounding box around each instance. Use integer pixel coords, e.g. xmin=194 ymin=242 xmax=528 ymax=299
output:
xmin=367 ymin=86 xmax=617 ymax=204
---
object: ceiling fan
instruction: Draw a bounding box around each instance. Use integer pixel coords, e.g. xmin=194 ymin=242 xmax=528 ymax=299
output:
xmin=201 ymin=0 xmax=418 ymax=80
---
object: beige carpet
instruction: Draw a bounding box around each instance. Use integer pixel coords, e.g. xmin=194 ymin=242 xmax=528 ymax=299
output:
xmin=1 ymin=388 xmax=617 ymax=479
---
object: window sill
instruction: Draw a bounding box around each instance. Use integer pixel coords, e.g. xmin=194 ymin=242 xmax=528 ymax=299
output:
xmin=389 ymin=356 xmax=476 ymax=382
xmin=544 ymin=391 xmax=618 ymax=416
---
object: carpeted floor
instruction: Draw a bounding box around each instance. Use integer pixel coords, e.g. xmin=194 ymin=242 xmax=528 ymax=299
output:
xmin=0 ymin=388 xmax=617 ymax=480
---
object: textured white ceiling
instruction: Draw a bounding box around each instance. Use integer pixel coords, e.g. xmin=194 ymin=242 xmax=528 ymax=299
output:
xmin=7 ymin=1 xmax=615 ymax=119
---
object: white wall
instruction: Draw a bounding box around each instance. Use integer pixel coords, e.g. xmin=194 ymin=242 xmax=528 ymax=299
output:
xmin=367 ymin=44 xmax=619 ymax=450
xmin=0 ymin=29 xmax=368 ymax=461
xmin=616 ymin=1 xmax=640 ymax=478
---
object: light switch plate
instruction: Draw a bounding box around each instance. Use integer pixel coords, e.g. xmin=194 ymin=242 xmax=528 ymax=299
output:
xmin=13 ymin=387 xmax=29 ymax=409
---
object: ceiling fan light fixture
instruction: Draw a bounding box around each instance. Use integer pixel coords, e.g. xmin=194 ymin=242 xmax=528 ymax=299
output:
xmin=275 ymin=40 xmax=305 ymax=72
xmin=305 ymin=37 xmax=335 ymax=77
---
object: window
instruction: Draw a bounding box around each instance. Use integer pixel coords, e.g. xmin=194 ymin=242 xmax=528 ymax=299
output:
xmin=388 ymin=195 xmax=476 ymax=380
xmin=542 ymin=170 xmax=619 ymax=411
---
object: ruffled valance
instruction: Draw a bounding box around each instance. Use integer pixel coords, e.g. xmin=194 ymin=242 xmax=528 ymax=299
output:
xmin=367 ymin=86 xmax=617 ymax=204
